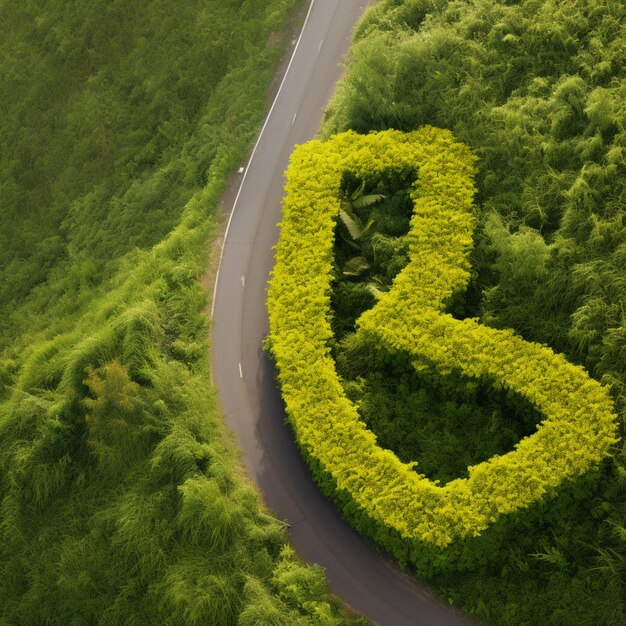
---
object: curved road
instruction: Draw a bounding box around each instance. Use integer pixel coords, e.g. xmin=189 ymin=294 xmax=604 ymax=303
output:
xmin=212 ymin=2 xmax=474 ymax=624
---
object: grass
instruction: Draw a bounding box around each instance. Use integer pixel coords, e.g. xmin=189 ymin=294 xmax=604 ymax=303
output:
xmin=0 ymin=1 xmax=369 ymax=623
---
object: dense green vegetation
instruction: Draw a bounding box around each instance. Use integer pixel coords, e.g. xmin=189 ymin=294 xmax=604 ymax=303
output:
xmin=321 ymin=0 xmax=626 ymax=623
xmin=0 ymin=2 xmax=367 ymax=624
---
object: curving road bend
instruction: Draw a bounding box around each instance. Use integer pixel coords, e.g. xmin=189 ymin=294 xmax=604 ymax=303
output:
xmin=211 ymin=1 xmax=474 ymax=624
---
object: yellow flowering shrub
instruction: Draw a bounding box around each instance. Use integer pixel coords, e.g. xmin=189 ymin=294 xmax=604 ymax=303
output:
xmin=267 ymin=127 xmax=618 ymax=551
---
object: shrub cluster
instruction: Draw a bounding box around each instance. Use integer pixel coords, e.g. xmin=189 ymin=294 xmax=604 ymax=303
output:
xmin=268 ymin=127 xmax=617 ymax=557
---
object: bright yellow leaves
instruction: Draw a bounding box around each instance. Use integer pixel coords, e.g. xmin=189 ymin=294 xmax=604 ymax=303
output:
xmin=267 ymin=127 xmax=618 ymax=548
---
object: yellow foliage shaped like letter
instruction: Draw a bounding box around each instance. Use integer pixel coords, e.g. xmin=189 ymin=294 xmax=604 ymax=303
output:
xmin=267 ymin=128 xmax=618 ymax=548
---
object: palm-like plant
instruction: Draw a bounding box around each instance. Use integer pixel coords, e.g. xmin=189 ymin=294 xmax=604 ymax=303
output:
xmin=338 ymin=180 xmax=385 ymax=278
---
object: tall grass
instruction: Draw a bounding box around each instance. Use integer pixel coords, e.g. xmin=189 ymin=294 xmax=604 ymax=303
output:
xmin=0 ymin=1 xmax=368 ymax=623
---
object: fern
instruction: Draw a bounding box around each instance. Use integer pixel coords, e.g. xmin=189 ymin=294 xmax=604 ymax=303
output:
xmin=338 ymin=208 xmax=365 ymax=240
xmin=342 ymin=256 xmax=371 ymax=277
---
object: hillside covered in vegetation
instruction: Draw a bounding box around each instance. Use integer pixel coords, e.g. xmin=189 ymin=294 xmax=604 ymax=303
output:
xmin=0 ymin=1 xmax=367 ymax=624
xmin=322 ymin=0 xmax=626 ymax=623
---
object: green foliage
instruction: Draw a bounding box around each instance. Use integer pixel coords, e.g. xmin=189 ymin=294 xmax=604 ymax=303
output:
xmin=0 ymin=1 xmax=365 ymax=624
xmin=83 ymin=361 xmax=148 ymax=475
xmin=342 ymin=255 xmax=371 ymax=278
xmin=338 ymin=209 xmax=372 ymax=242
xmin=0 ymin=0 xmax=301 ymax=345
xmin=347 ymin=356 xmax=541 ymax=485
xmin=320 ymin=0 xmax=626 ymax=622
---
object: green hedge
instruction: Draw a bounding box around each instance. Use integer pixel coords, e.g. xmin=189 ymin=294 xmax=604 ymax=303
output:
xmin=268 ymin=127 xmax=617 ymax=555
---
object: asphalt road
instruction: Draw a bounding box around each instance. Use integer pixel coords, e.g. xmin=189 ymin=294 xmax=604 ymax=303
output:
xmin=212 ymin=2 xmax=474 ymax=624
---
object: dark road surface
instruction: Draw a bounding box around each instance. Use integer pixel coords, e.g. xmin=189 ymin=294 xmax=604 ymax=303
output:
xmin=212 ymin=2 xmax=474 ymax=624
